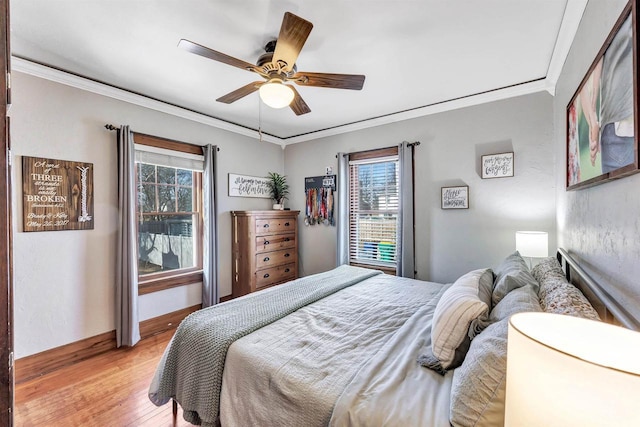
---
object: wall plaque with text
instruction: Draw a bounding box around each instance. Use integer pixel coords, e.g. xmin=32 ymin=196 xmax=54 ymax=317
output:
xmin=22 ymin=156 xmax=94 ymax=232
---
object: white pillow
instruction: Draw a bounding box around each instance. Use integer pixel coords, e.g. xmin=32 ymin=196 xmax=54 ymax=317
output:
xmin=430 ymin=268 xmax=493 ymax=369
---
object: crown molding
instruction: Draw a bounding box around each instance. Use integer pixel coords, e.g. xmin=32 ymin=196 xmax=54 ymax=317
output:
xmin=280 ymin=79 xmax=551 ymax=145
xmin=12 ymin=56 xmax=550 ymax=146
xmin=11 ymin=57 xmax=283 ymax=145
xmin=544 ymin=0 xmax=589 ymax=95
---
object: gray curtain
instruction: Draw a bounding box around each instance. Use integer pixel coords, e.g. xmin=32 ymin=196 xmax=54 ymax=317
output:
xmin=116 ymin=125 xmax=140 ymax=347
xmin=397 ymin=142 xmax=416 ymax=278
xmin=336 ymin=152 xmax=350 ymax=266
xmin=202 ymin=144 xmax=219 ymax=308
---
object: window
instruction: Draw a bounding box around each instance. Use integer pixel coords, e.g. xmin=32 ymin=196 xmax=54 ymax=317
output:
xmin=133 ymin=133 xmax=204 ymax=294
xmin=348 ymin=147 xmax=399 ymax=270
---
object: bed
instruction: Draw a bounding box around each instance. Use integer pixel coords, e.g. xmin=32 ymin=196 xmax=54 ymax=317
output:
xmin=149 ymin=249 xmax=639 ymax=427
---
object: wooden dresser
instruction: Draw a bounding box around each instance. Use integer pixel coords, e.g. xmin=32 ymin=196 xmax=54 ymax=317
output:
xmin=231 ymin=210 xmax=299 ymax=297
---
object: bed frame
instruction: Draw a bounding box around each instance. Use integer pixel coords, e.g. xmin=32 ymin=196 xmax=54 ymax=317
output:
xmin=557 ymin=248 xmax=640 ymax=331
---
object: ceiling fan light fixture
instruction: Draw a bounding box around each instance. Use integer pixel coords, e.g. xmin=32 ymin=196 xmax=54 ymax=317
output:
xmin=259 ymin=80 xmax=295 ymax=109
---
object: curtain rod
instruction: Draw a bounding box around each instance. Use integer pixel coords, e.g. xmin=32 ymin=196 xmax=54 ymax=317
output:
xmin=335 ymin=141 xmax=421 ymax=158
xmin=103 ymin=124 xmax=220 ymax=152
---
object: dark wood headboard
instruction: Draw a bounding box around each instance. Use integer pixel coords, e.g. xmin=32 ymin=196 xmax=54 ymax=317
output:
xmin=556 ymin=248 xmax=640 ymax=331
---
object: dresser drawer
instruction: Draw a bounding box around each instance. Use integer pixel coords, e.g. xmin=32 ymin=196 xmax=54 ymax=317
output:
xmin=255 ymin=217 xmax=296 ymax=235
xmin=256 ymin=263 xmax=296 ymax=289
xmin=256 ymin=248 xmax=297 ymax=270
xmin=255 ymin=233 xmax=295 ymax=253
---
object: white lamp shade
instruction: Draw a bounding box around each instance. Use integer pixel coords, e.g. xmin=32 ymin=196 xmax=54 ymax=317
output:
xmin=506 ymin=312 xmax=640 ymax=427
xmin=259 ymin=82 xmax=294 ymax=109
xmin=515 ymin=231 xmax=548 ymax=258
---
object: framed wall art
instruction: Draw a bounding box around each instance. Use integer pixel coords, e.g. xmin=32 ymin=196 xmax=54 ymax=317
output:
xmin=481 ymin=152 xmax=514 ymax=179
xmin=566 ymin=0 xmax=640 ymax=190
xmin=441 ymin=185 xmax=469 ymax=209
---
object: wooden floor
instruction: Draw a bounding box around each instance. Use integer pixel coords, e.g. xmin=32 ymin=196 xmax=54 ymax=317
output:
xmin=15 ymin=329 xmax=192 ymax=426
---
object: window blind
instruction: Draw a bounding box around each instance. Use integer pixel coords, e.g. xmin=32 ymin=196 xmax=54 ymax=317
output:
xmin=135 ymin=144 xmax=204 ymax=171
xmin=348 ymin=155 xmax=399 ymax=267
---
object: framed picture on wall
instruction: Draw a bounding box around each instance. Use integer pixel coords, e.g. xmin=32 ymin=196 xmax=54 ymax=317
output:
xmin=441 ymin=185 xmax=469 ymax=209
xmin=481 ymin=152 xmax=514 ymax=179
xmin=566 ymin=0 xmax=640 ymax=190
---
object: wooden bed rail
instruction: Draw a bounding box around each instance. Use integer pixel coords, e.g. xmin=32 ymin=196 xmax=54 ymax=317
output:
xmin=556 ymin=248 xmax=640 ymax=331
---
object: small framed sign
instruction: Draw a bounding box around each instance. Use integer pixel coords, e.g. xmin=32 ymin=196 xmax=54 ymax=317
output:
xmin=228 ymin=173 xmax=271 ymax=198
xmin=481 ymin=152 xmax=514 ymax=179
xmin=441 ymin=185 xmax=469 ymax=209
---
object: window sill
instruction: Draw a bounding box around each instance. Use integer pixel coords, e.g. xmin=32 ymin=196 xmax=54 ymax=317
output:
xmin=138 ymin=270 xmax=203 ymax=295
xmin=349 ymin=262 xmax=397 ymax=276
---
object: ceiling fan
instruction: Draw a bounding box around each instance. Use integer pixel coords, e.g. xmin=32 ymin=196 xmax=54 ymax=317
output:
xmin=178 ymin=12 xmax=366 ymax=115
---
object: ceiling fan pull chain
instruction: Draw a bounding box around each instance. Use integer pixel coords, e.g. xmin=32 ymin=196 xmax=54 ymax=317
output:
xmin=258 ymin=95 xmax=263 ymax=143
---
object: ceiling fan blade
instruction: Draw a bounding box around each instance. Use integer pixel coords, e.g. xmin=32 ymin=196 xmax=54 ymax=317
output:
xmin=179 ymin=39 xmax=258 ymax=73
xmin=292 ymin=72 xmax=365 ymax=90
xmin=273 ymin=12 xmax=313 ymax=72
xmin=288 ymin=86 xmax=311 ymax=115
xmin=216 ymin=81 xmax=264 ymax=104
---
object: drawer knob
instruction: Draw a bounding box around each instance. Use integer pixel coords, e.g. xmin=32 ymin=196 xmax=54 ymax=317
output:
xmin=285 ymin=268 xmax=290 ymax=273
xmin=263 ymin=224 xmax=270 ymax=228
xmin=284 ymin=237 xmax=290 ymax=242
xmin=284 ymin=253 xmax=290 ymax=258
xmin=284 ymin=222 xmax=290 ymax=226
xmin=264 ymin=240 xmax=270 ymax=245
xmin=263 ymin=273 xmax=270 ymax=279
xmin=263 ymin=256 xmax=270 ymax=262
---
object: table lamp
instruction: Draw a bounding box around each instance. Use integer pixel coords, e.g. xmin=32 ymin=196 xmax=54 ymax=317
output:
xmin=505 ymin=312 xmax=640 ymax=426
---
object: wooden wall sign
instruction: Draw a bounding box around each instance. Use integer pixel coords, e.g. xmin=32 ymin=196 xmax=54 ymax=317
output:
xmin=22 ymin=156 xmax=94 ymax=232
xmin=228 ymin=173 xmax=270 ymax=198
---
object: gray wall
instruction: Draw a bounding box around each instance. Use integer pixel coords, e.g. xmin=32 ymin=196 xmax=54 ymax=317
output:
xmin=11 ymin=72 xmax=283 ymax=357
xmin=554 ymin=0 xmax=640 ymax=321
xmin=285 ymin=92 xmax=556 ymax=283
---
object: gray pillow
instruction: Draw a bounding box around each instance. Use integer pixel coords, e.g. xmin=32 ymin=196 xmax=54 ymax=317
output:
xmin=419 ymin=268 xmax=493 ymax=374
xmin=450 ymin=283 xmax=541 ymax=427
xmin=490 ymin=284 xmax=541 ymax=322
xmin=492 ymin=251 xmax=539 ymax=306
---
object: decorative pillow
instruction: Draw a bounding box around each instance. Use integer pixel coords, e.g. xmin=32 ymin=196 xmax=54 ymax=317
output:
xmin=450 ymin=284 xmax=542 ymax=427
xmin=530 ymin=256 xmax=566 ymax=284
xmin=540 ymin=279 xmax=600 ymax=321
xmin=492 ymin=251 xmax=539 ymax=306
xmin=420 ymin=268 xmax=493 ymax=373
xmin=530 ymin=257 xmax=600 ymax=321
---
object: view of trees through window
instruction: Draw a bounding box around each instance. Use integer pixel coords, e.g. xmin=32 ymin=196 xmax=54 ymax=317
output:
xmin=136 ymin=162 xmax=200 ymax=275
xmin=349 ymin=158 xmax=399 ymax=266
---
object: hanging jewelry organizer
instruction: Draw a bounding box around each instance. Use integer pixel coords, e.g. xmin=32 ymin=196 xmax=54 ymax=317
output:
xmin=304 ymin=174 xmax=336 ymax=226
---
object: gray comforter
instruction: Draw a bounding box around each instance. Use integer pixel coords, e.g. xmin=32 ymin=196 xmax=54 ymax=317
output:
xmin=148 ymin=265 xmax=381 ymax=426
xmin=219 ymin=274 xmax=450 ymax=427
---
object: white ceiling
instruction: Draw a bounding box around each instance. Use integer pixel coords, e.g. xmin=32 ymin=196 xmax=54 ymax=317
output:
xmin=10 ymin=0 xmax=586 ymax=144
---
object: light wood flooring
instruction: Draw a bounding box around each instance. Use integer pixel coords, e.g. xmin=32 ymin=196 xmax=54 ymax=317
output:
xmin=15 ymin=329 xmax=190 ymax=426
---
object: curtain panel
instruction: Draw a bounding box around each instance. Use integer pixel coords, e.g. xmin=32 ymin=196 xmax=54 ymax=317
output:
xmin=116 ymin=125 xmax=141 ymax=347
xmin=336 ymin=152 xmax=350 ymax=266
xmin=202 ymin=144 xmax=219 ymax=308
xmin=397 ymin=141 xmax=415 ymax=278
